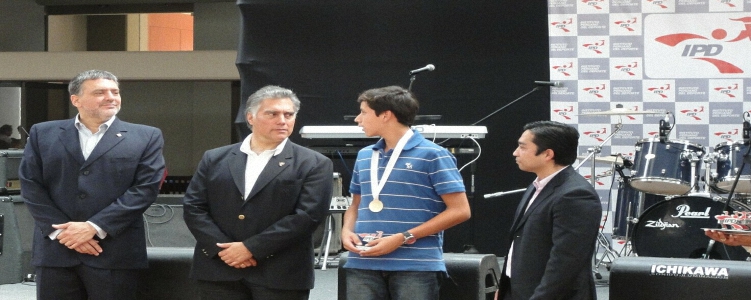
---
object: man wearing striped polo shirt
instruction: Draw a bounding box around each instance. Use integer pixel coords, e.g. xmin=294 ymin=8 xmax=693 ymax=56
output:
xmin=341 ymin=86 xmax=471 ymax=299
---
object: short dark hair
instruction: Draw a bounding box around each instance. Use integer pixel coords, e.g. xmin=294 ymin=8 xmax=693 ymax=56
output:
xmin=68 ymin=70 xmax=118 ymax=96
xmin=523 ymin=120 xmax=579 ymax=166
xmin=357 ymin=86 xmax=419 ymax=126
xmin=0 ymin=124 xmax=12 ymax=135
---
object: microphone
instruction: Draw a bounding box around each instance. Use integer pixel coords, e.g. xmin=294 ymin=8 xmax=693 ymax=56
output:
xmin=615 ymin=153 xmax=633 ymax=168
xmin=17 ymin=126 xmax=29 ymax=136
xmin=484 ymin=188 xmax=526 ymax=199
xmin=534 ymin=81 xmax=562 ymax=87
xmin=659 ymin=112 xmax=671 ymax=143
xmin=409 ymin=64 xmax=435 ymax=75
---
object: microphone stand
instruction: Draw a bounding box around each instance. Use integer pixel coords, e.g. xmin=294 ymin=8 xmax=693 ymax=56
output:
xmin=463 ymin=85 xmax=545 ymax=253
xmin=408 ymin=75 xmax=417 ymax=91
xmin=471 ymin=86 xmax=542 ymax=126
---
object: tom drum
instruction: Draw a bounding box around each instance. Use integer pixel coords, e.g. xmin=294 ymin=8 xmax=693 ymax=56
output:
xmin=629 ymin=138 xmax=703 ymax=196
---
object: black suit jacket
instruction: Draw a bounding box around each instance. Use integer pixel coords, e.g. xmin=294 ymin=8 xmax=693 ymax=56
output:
xmin=19 ymin=118 xmax=166 ymax=269
xmin=183 ymin=140 xmax=333 ymax=290
xmin=500 ymin=166 xmax=602 ymax=300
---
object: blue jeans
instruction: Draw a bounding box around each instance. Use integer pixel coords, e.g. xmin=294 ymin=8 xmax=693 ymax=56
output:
xmin=345 ymin=268 xmax=441 ymax=300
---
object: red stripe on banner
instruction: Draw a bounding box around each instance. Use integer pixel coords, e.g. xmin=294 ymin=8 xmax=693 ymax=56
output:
xmin=694 ymin=58 xmax=744 ymax=74
xmin=655 ymin=33 xmax=707 ymax=46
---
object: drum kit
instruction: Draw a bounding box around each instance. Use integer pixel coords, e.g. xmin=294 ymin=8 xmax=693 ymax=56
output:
xmin=578 ymin=108 xmax=751 ymax=277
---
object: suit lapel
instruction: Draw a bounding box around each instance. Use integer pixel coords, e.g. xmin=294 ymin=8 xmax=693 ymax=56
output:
xmin=512 ymin=166 xmax=572 ymax=232
xmin=81 ymin=118 xmax=126 ymax=169
xmin=228 ymin=145 xmax=247 ymax=197
xmin=245 ymin=142 xmax=293 ymax=201
xmin=510 ymin=185 xmax=535 ymax=232
xmin=58 ymin=121 xmax=86 ymax=166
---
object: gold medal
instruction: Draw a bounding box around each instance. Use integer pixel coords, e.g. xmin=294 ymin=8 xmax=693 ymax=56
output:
xmin=369 ymin=199 xmax=384 ymax=212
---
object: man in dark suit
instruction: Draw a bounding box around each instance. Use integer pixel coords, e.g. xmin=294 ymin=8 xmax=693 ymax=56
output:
xmin=183 ymin=85 xmax=333 ymax=300
xmin=498 ymin=121 xmax=602 ymax=300
xmin=19 ymin=70 xmax=166 ymax=300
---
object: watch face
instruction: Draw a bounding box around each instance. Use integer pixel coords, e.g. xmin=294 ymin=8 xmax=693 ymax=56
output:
xmin=403 ymin=232 xmax=416 ymax=244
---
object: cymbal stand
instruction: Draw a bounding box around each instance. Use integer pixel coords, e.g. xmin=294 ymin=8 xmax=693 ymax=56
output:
xmin=575 ymin=121 xmax=623 ymax=279
xmin=574 ymin=122 xmax=623 ymax=179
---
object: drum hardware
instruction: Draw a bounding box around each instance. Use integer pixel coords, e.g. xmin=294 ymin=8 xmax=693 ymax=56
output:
xmin=704 ymin=112 xmax=751 ymax=259
xmin=711 ymin=141 xmax=751 ymax=195
xmin=658 ymin=112 xmax=673 ymax=143
xmin=629 ymin=138 xmax=704 ymax=196
xmin=574 ymin=122 xmax=623 ymax=188
xmin=577 ymin=154 xmax=625 ymax=166
xmin=681 ymin=148 xmax=704 ymax=195
xmin=613 ymin=178 xmax=665 ymax=242
xmin=572 ymin=118 xmax=628 ymax=279
xmin=690 ymin=151 xmax=719 ymax=197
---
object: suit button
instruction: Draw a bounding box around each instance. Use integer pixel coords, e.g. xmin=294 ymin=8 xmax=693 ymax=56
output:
xmin=82 ymin=170 xmax=90 ymax=175
xmin=238 ymin=215 xmax=245 ymax=220
xmin=79 ymin=194 xmax=87 ymax=199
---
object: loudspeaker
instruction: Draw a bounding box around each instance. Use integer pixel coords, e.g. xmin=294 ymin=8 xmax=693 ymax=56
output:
xmin=610 ymin=256 xmax=751 ymax=300
xmin=0 ymin=195 xmax=34 ymax=284
xmin=0 ymin=149 xmax=23 ymax=195
xmin=337 ymin=253 xmax=501 ymax=300
xmin=312 ymin=213 xmax=343 ymax=255
xmin=137 ymin=247 xmax=198 ymax=300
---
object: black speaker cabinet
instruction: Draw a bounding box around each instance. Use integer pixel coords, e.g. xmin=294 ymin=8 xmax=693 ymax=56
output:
xmin=338 ymin=252 xmax=501 ymax=300
xmin=145 ymin=195 xmax=196 ymax=247
xmin=313 ymin=213 xmax=343 ymax=255
xmin=0 ymin=195 xmax=34 ymax=284
xmin=611 ymin=256 xmax=751 ymax=300
xmin=0 ymin=149 xmax=23 ymax=195
xmin=138 ymin=247 xmax=198 ymax=300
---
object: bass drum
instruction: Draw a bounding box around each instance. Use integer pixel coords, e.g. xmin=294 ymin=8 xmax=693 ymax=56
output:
xmin=632 ymin=196 xmax=751 ymax=261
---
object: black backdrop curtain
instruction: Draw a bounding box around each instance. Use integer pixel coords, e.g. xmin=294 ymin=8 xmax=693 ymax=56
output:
xmin=236 ymin=0 xmax=550 ymax=256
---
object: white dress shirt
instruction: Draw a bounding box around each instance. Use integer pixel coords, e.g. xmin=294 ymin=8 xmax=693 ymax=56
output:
xmin=239 ymin=134 xmax=287 ymax=200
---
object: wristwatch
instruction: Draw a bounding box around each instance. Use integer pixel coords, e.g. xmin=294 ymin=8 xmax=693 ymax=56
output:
xmin=402 ymin=231 xmax=416 ymax=245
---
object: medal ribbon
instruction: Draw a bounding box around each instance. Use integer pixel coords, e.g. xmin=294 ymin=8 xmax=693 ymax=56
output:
xmin=369 ymin=129 xmax=414 ymax=207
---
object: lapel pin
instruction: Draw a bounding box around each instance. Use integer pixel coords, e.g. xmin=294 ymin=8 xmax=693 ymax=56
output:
xmin=116 ymin=133 xmax=122 ymax=137
xmin=279 ymin=162 xmax=285 ymax=167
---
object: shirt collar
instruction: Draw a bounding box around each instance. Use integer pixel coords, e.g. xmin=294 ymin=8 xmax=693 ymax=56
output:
xmin=533 ymin=165 xmax=567 ymax=190
xmin=74 ymin=114 xmax=116 ymax=133
xmin=371 ymin=128 xmax=422 ymax=152
xmin=239 ymin=133 xmax=287 ymax=156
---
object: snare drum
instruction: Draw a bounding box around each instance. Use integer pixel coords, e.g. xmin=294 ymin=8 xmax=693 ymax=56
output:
xmin=612 ymin=180 xmax=664 ymax=239
xmin=713 ymin=141 xmax=751 ymax=195
xmin=632 ymin=196 xmax=751 ymax=261
xmin=629 ymin=138 xmax=703 ymax=196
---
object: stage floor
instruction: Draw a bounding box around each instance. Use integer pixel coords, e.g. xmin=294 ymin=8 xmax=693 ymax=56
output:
xmin=0 ymin=255 xmax=611 ymax=300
